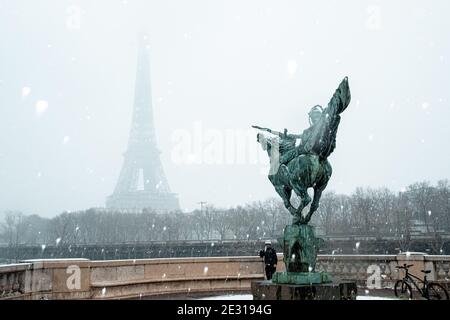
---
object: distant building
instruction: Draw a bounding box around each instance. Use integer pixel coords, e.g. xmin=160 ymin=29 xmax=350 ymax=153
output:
xmin=106 ymin=34 xmax=180 ymax=212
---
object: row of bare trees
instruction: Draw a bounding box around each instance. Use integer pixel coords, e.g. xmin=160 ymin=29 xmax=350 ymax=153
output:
xmin=313 ymin=180 xmax=450 ymax=237
xmin=1 ymin=180 xmax=449 ymax=247
xmin=0 ymin=198 xmax=290 ymax=246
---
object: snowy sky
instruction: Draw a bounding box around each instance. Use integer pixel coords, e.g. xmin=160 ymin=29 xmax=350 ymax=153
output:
xmin=0 ymin=0 xmax=449 ymax=217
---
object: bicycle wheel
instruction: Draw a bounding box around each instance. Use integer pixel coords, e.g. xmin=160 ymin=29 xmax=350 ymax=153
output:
xmin=394 ymin=280 xmax=413 ymax=300
xmin=427 ymin=283 xmax=449 ymax=300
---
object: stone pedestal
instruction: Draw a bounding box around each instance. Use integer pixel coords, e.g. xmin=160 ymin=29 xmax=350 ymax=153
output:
xmin=274 ymin=224 xmax=331 ymax=283
xmin=252 ymin=223 xmax=357 ymax=300
xmin=251 ymin=280 xmax=357 ymax=300
xmin=278 ymin=224 xmax=323 ymax=274
xmin=272 ymin=271 xmax=332 ymax=284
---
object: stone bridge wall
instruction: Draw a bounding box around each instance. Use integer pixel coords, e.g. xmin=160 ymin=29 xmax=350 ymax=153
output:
xmin=1 ymin=253 xmax=449 ymax=299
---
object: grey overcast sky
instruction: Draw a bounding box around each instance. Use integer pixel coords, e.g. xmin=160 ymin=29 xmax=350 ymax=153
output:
xmin=0 ymin=0 xmax=449 ymax=217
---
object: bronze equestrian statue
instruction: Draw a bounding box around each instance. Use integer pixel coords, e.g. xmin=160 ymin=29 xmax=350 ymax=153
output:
xmin=254 ymin=77 xmax=351 ymax=225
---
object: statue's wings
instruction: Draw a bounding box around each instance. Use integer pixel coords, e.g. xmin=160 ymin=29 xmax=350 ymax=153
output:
xmin=305 ymin=77 xmax=351 ymax=159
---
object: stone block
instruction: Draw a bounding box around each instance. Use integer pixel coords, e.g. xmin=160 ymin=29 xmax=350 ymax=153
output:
xmin=53 ymin=266 xmax=90 ymax=293
xmin=117 ymin=265 xmax=144 ymax=282
xmin=24 ymin=269 xmax=52 ymax=293
xmin=251 ymin=280 xmax=357 ymax=300
xmin=91 ymin=267 xmax=117 ymax=283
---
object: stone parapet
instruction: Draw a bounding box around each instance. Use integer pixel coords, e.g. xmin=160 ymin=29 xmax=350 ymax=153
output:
xmin=0 ymin=253 xmax=449 ymax=299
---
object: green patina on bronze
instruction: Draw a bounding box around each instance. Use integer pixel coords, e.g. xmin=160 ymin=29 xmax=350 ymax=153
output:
xmin=273 ymin=224 xmax=331 ymax=284
xmin=254 ymin=77 xmax=351 ymax=285
xmin=253 ymin=77 xmax=351 ymax=226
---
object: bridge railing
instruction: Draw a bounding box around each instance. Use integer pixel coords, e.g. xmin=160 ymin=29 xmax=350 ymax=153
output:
xmin=1 ymin=253 xmax=449 ymax=299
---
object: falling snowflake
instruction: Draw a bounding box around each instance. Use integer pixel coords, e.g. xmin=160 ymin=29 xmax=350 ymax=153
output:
xmin=41 ymin=244 xmax=46 ymax=251
xmin=55 ymin=238 xmax=61 ymax=245
xmin=35 ymin=100 xmax=49 ymax=116
xmin=203 ymin=266 xmax=209 ymax=275
xmin=63 ymin=136 xmax=70 ymax=144
xmin=355 ymin=242 xmax=360 ymax=249
xmin=22 ymin=87 xmax=31 ymax=97
xmin=101 ymin=287 xmax=106 ymax=296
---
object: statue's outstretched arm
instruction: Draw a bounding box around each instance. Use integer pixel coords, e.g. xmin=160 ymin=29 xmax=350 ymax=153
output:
xmin=252 ymin=125 xmax=284 ymax=137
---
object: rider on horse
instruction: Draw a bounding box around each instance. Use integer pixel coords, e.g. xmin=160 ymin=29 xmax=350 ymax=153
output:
xmin=252 ymin=104 xmax=324 ymax=177
xmin=253 ymin=77 xmax=351 ymax=225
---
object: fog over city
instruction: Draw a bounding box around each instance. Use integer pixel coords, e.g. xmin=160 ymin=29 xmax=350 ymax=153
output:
xmin=0 ymin=0 xmax=449 ymax=218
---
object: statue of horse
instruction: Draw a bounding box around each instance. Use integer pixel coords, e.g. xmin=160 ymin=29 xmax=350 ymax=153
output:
xmin=255 ymin=77 xmax=351 ymax=225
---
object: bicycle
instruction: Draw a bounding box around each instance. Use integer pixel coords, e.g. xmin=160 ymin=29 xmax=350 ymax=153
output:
xmin=394 ymin=264 xmax=449 ymax=300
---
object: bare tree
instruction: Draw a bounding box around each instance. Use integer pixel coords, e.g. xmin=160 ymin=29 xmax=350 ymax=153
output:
xmin=213 ymin=210 xmax=231 ymax=240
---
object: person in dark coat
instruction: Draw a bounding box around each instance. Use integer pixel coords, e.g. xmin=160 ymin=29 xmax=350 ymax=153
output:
xmin=259 ymin=240 xmax=278 ymax=280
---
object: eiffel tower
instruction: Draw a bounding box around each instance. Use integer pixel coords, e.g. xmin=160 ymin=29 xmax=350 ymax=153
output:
xmin=106 ymin=34 xmax=180 ymax=212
